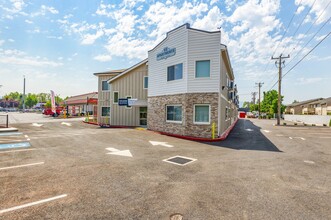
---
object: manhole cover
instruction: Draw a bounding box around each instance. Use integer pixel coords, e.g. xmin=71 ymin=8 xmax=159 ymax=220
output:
xmin=163 ymin=156 xmax=197 ymax=166
xmin=170 ymin=213 xmax=183 ymax=220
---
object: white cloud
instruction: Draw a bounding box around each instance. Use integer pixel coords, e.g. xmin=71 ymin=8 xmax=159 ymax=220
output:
xmin=93 ymin=54 xmax=112 ymax=62
xmin=295 ymin=0 xmax=331 ymax=24
xmin=32 ymin=5 xmax=59 ymax=17
xmin=8 ymin=39 xmax=15 ymax=42
xmin=193 ymin=6 xmax=223 ymax=30
xmin=295 ymin=77 xmax=323 ymax=85
xmin=81 ymin=30 xmax=104 ymax=45
xmin=0 ymin=40 xmax=4 ymax=46
xmin=25 ymin=19 xmax=33 ymax=24
xmin=0 ymin=49 xmax=63 ymax=67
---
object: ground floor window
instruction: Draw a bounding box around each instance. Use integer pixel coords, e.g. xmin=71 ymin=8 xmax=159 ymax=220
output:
xmin=194 ymin=104 xmax=210 ymax=124
xmin=101 ymin=106 xmax=110 ymax=116
xmin=166 ymin=105 xmax=182 ymax=122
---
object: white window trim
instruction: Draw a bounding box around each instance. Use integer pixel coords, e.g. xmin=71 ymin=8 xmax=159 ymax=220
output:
xmin=101 ymin=106 xmax=110 ymax=117
xmin=101 ymin=80 xmax=110 ymax=91
xmin=167 ymin=63 xmax=184 ymax=82
xmin=125 ymin=95 xmax=132 ymax=109
xmin=166 ymin=104 xmax=183 ymax=123
xmin=193 ymin=104 xmax=211 ymax=125
xmin=113 ymin=91 xmax=119 ymax=104
xmin=194 ymin=60 xmax=211 ymax=79
xmin=143 ymin=76 xmax=148 ymax=89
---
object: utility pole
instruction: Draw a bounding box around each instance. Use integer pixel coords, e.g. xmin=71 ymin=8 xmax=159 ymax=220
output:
xmin=272 ymin=54 xmax=290 ymax=125
xmin=251 ymin=92 xmax=257 ymax=104
xmin=23 ymin=75 xmax=26 ymax=111
xmin=255 ymin=82 xmax=264 ymax=119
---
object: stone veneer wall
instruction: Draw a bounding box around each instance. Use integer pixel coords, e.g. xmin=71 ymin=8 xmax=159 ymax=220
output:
xmin=148 ymin=93 xmax=219 ymax=138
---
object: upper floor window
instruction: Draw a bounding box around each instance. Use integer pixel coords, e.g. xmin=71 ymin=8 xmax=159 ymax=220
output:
xmin=196 ymin=60 xmax=210 ymax=78
xmin=102 ymin=81 xmax=109 ymax=91
xmin=143 ymin=76 xmax=148 ymax=89
xmin=113 ymin=92 xmax=119 ymax=104
xmin=167 ymin=63 xmax=183 ymax=81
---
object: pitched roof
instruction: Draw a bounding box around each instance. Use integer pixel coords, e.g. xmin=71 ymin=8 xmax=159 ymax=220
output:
xmin=287 ymin=98 xmax=323 ymax=107
xmin=93 ymin=69 xmax=126 ymax=76
xmin=107 ymin=59 xmax=148 ymax=83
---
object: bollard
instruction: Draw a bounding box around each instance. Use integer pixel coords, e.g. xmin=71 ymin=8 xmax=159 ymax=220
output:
xmin=211 ymin=122 xmax=215 ymax=139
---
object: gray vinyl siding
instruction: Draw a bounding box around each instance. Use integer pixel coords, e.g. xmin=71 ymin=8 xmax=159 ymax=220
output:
xmin=110 ymin=64 xmax=148 ymax=126
xmin=187 ymin=30 xmax=221 ymax=93
xmin=148 ymin=25 xmax=188 ymax=97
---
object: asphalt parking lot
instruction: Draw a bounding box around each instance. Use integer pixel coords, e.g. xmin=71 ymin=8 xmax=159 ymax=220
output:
xmin=0 ymin=117 xmax=331 ymax=219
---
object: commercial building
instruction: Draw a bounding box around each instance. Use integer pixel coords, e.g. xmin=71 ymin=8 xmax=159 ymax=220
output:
xmin=64 ymin=92 xmax=98 ymax=116
xmin=147 ymin=23 xmax=238 ymax=138
xmin=94 ymin=24 xmax=239 ymax=139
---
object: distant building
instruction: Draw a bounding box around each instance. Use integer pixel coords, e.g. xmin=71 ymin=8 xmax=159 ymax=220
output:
xmin=64 ymin=92 xmax=98 ymax=116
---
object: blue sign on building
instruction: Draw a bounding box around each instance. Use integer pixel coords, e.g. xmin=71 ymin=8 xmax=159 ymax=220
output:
xmin=118 ymin=98 xmax=128 ymax=106
xmin=157 ymin=47 xmax=176 ymax=61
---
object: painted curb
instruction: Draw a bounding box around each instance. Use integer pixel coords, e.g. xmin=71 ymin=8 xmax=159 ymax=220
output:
xmin=0 ymin=127 xmax=18 ymax=133
xmin=156 ymin=118 xmax=239 ymax=142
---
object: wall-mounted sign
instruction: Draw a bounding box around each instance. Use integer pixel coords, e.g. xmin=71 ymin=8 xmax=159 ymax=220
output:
xmin=118 ymin=98 xmax=137 ymax=107
xmin=157 ymin=47 xmax=176 ymax=61
xmin=118 ymin=98 xmax=128 ymax=106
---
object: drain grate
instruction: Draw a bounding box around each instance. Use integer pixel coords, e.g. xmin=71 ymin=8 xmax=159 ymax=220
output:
xmin=163 ymin=156 xmax=197 ymax=166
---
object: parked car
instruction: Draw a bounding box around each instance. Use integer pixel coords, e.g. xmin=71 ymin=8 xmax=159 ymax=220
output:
xmin=42 ymin=107 xmax=63 ymax=117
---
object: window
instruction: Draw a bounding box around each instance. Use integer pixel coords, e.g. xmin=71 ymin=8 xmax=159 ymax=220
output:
xmin=102 ymin=81 xmax=109 ymax=91
xmin=166 ymin=105 xmax=182 ymax=122
xmin=101 ymin=107 xmax=110 ymax=116
xmin=196 ymin=60 xmax=210 ymax=78
xmin=167 ymin=63 xmax=183 ymax=81
xmin=194 ymin=105 xmax=210 ymax=124
xmin=143 ymin=76 xmax=148 ymax=89
xmin=113 ymin=92 xmax=119 ymax=104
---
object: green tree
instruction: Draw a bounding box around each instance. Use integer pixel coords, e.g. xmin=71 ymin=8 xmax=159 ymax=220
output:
xmin=261 ymin=90 xmax=286 ymax=117
xmin=242 ymin=101 xmax=250 ymax=108
xmin=249 ymin=103 xmax=259 ymax=111
xmin=25 ymin=93 xmax=38 ymax=108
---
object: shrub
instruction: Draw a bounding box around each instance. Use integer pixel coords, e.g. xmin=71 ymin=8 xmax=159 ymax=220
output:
xmin=329 ymin=119 xmax=331 ymax=127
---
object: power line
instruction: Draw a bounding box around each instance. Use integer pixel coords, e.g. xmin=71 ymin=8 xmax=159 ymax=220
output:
xmin=283 ymin=0 xmax=331 ymax=56
xmin=281 ymin=0 xmax=317 ymax=55
xmin=269 ymin=30 xmax=331 ymax=90
xmin=261 ymin=0 xmax=303 ymax=83
xmin=286 ymin=15 xmax=331 ymax=67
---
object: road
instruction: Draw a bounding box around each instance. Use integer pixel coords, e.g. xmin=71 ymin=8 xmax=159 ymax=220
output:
xmin=0 ymin=118 xmax=330 ymax=219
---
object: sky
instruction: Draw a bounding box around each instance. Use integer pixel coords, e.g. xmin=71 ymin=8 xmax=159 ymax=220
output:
xmin=0 ymin=0 xmax=330 ymax=105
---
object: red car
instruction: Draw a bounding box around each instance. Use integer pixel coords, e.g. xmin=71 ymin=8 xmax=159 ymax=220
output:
xmin=42 ymin=107 xmax=63 ymax=117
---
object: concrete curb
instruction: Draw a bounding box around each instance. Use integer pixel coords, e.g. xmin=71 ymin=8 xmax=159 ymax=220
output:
xmin=0 ymin=127 xmax=18 ymax=132
xmin=156 ymin=118 xmax=239 ymax=142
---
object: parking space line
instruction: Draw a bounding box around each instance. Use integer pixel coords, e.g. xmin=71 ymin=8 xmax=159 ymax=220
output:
xmin=0 ymin=194 xmax=67 ymax=214
xmin=0 ymin=162 xmax=44 ymax=170
xmin=0 ymin=148 xmax=37 ymax=154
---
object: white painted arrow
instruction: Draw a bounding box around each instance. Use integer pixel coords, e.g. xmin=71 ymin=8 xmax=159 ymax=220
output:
xmin=105 ymin=148 xmax=133 ymax=157
xmin=149 ymin=141 xmax=174 ymax=148
xmin=61 ymin=122 xmax=72 ymax=126
xmin=32 ymin=123 xmax=43 ymax=127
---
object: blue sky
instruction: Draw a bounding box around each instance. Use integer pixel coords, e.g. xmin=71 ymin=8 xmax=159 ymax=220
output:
xmin=0 ymin=0 xmax=330 ymax=104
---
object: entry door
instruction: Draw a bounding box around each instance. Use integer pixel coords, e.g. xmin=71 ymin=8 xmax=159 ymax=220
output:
xmin=139 ymin=107 xmax=147 ymax=126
